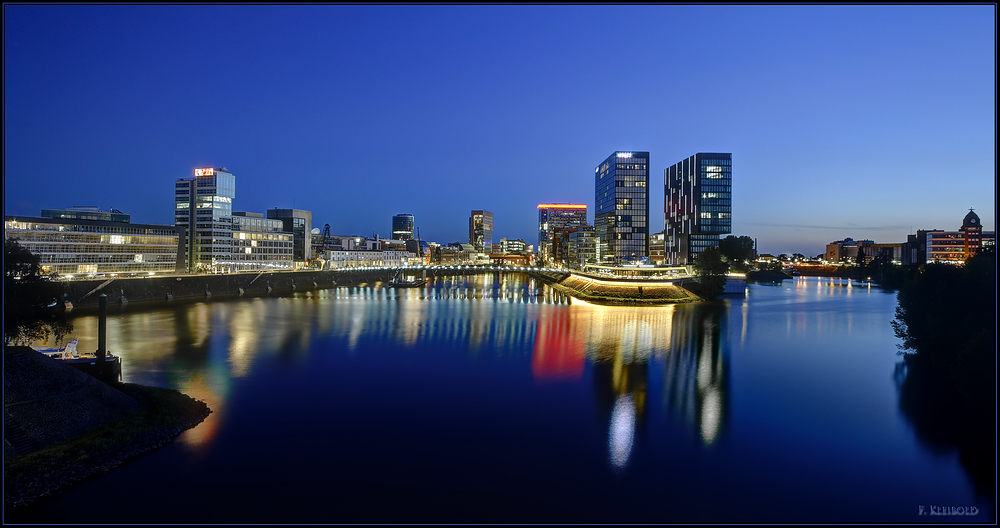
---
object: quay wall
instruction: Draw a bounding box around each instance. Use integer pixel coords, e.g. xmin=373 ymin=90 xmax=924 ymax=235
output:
xmin=60 ymin=267 xmax=512 ymax=307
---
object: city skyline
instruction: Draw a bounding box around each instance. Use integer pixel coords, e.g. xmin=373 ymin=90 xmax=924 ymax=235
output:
xmin=4 ymin=5 xmax=995 ymax=256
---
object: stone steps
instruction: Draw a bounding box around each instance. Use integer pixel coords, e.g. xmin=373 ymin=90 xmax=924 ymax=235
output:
xmin=4 ymin=410 xmax=39 ymax=457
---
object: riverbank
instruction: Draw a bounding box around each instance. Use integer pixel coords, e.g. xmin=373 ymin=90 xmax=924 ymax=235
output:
xmin=4 ymin=347 xmax=211 ymax=509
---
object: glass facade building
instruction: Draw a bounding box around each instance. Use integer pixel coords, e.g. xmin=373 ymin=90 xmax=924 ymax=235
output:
xmin=267 ymin=208 xmax=312 ymax=262
xmin=175 ymin=167 xmax=236 ymax=272
xmin=595 ymin=151 xmax=649 ymax=265
xmin=537 ymin=203 xmax=587 ymax=264
xmin=392 ymin=214 xmax=415 ymax=241
xmin=4 ymin=215 xmax=184 ymax=276
xmin=665 ymin=153 xmax=732 ymax=264
xmin=229 ymin=212 xmax=294 ymax=271
xmin=566 ymin=225 xmax=597 ymax=270
xmin=469 ymin=210 xmax=493 ymax=253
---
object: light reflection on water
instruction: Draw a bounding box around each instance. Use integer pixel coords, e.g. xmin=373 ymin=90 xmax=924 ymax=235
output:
xmin=17 ymin=274 xmax=991 ymax=524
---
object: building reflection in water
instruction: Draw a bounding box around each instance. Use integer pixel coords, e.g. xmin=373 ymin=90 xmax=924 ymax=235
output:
xmin=664 ymin=303 xmax=729 ymax=445
xmin=49 ymin=274 xmax=729 ymax=467
xmin=585 ymin=304 xmax=663 ymax=470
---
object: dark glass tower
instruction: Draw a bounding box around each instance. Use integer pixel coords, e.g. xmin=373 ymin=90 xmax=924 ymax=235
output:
xmin=537 ymin=203 xmax=587 ymax=264
xmin=392 ymin=214 xmax=415 ymax=240
xmin=665 ymin=153 xmax=732 ymax=264
xmin=469 ymin=210 xmax=493 ymax=253
xmin=595 ymin=151 xmax=649 ymax=265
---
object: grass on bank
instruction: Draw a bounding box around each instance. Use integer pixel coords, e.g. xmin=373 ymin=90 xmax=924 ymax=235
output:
xmin=5 ymin=382 xmax=210 ymax=485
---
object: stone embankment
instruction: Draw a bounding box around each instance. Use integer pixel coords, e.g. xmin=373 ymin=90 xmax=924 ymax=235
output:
xmin=4 ymin=348 xmax=210 ymax=509
xmin=528 ymin=270 xmax=701 ymax=305
xmin=60 ymin=267 xmax=506 ymax=308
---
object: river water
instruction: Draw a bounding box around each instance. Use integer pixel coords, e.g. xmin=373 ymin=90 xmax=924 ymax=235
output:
xmin=8 ymin=275 xmax=994 ymax=523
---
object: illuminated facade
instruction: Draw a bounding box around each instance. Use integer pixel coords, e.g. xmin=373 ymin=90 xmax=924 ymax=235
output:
xmin=175 ymin=167 xmax=235 ymax=272
xmin=565 ymin=225 xmax=597 ymax=270
xmin=537 ymin=203 xmax=587 ymax=264
xmin=902 ymin=210 xmax=995 ymax=266
xmin=4 ymin=215 xmax=184 ymax=276
xmin=665 ymin=153 xmax=732 ymax=265
xmin=392 ymin=214 xmax=415 ymax=241
xmin=469 ymin=210 xmax=493 ymax=253
xmin=595 ymin=151 xmax=649 ymax=265
xmin=648 ymin=231 xmax=666 ymax=265
xmin=267 ymin=208 xmax=312 ymax=262
xmin=320 ymin=249 xmax=411 ymax=269
xmin=961 ymin=208 xmax=983 ymax=260
xmin=495 ymin=237 xmax=529 ymax=254
xmin=229 ymin=212 xmax=294 ymax=271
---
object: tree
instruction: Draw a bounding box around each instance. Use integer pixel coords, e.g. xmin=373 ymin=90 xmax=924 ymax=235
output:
xmin=892 ymin=245 xmax=996 ymax=494
xmin=4 ymin=239 xmax=72 ymax=345
xmin=718 ymin=235 xmax=755 ymax=271
xmin=693 ymin=246 xmax=730 ymax=298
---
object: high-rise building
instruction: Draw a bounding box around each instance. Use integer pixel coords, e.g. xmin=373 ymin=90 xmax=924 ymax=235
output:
xmin=175 ymin=167 xmax=236 ymax=272
xmin=392 ymin=214 xmax=415 ymax=241
xmin=665 ymin=153 xmax=732 ymax=265
xmin=469 ymin=210 xmax=493 ymax=253
xmin=595 ymin=151 xmax=649 ymax=265
xmin=267 ymin=208 xmax=312 ymax=262
xmin=566 ymin=225 xmax=597 ymax=270
xmin=537 ymin=203 xmax=587 ymax=264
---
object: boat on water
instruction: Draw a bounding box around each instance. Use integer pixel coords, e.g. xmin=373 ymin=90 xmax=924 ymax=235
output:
xmin=31 ymin=338 xmax=120 ymax=365
xmin=388 ymin=277 xmax=427 ymax=288
xmin=387 ymin=270 xmax=428 ymax=288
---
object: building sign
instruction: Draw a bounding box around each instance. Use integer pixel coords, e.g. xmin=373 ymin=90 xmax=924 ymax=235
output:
xmin=537 ymin=204 xmax=587 ymax=209
xmin=194 ymin=168 xmax=215 ymax=176
xmin=616 ymin=152 xmax=633 ymax=158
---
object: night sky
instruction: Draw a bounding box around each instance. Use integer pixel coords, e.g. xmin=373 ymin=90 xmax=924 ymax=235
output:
xmin=4 ymin=5 xmax=995 ymax=256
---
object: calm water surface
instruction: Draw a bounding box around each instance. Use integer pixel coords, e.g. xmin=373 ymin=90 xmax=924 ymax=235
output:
xmin=9 ymin=275 xmax=994 ymax=523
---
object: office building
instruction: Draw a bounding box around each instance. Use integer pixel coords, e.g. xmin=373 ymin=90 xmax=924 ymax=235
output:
xmin=649 ymin=231 xmax=666 ymax=265
xmin=665 ymin=153 xmax=732 ymax=264
xmin=537 ymin=203 xmax=587 ymax=264
xmin=392 ymin=214 xmax=415 ymax=241
xmin=595 ymin=151 xmax=649 ymax=265
xmin=469 ymin=210 xmax=493 ymax=253
xmin=902 ymin=209 xmax=995 ymax=266
xmin=175 ymin=167 xmax=235 ymax=272
xmin=566 ymin=225 xmax=597 ymax=270
xmin=267 ymin=208 xmax=312 ymax=262
xmin=230 ymin=212 xmax=294 ymax=271
xmin=495 ymin=237 xmax=529 ymax=254
xmin=4 ymin=214 xmax=184 ymax=276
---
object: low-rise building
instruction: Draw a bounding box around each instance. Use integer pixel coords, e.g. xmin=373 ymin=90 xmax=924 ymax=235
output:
xmin=228 ymin=212 xmax=294 ymax=271
xmin=5 ymin=214 xmax=184 ymax=276
xmin=902 ymin=210 xmax=995 ymax=266
xmin=319 ymin=249 xmax=411 ymax=269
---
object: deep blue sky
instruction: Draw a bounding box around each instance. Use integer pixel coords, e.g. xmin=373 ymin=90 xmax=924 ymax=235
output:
xmin=5 ymin=5 xmax=995 ymax=256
